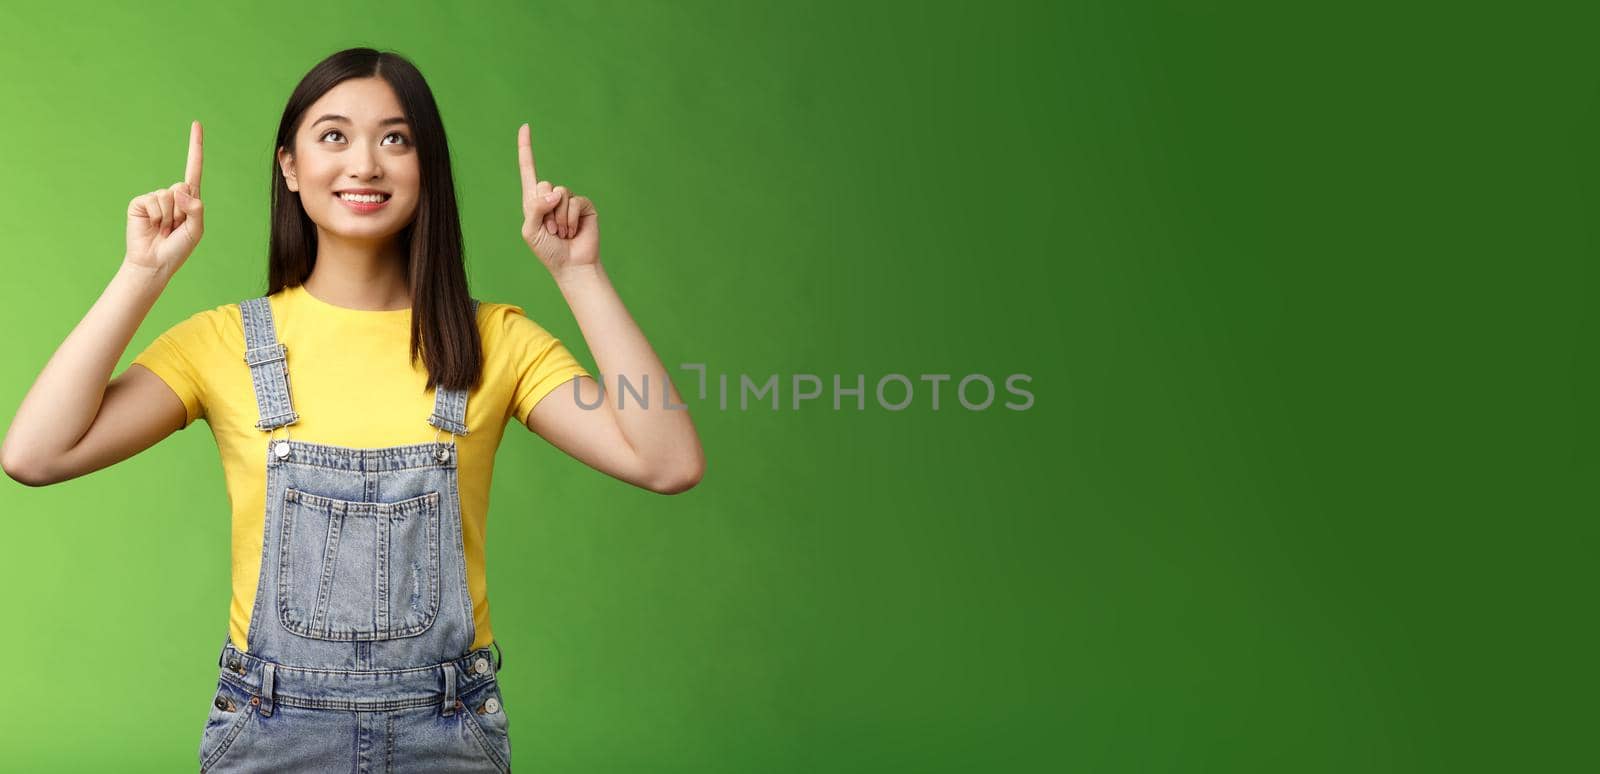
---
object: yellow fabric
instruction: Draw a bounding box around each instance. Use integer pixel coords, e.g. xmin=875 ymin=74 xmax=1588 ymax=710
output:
xmin=130 ymin=283 xmax=589 ymax=653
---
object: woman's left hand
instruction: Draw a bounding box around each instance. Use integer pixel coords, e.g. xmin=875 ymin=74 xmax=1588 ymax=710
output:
xmin=518 ymin=122 xmax=599 ymax=275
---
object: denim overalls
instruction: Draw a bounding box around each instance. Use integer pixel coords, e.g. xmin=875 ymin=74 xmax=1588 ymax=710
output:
xmin=197 ymin=294 xmax=513 ymax=773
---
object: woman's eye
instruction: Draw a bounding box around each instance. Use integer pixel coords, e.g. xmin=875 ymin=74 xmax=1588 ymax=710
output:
xmin=319 ymin=129 xmax=408 ymax=145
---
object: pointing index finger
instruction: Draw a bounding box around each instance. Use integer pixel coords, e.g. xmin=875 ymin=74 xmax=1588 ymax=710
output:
xmin=518 ymin=123 xmax=538 ymax=197
xmin=185 ymin=121 xmax=203 ymax=196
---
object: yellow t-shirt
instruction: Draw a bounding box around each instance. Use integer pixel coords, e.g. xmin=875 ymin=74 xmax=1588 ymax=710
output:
xmin=130 ymin=283 xmax=589 ymax=653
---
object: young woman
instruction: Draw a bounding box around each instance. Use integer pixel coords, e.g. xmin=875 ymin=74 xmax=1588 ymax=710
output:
xmin=0 ymin=48 xmax=704 ymax=772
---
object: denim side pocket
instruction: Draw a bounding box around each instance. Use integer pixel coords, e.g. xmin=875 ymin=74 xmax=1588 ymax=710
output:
xmin=198 ymin=677 xmax=254 ymax=772
xmin=458 ymin=677 xmax=512 ymax=773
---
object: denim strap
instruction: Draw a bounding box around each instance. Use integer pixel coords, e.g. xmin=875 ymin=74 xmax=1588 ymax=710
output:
xmin=427 ymin=299 xmax=479 ymax=437
xmin=240 ymin=297 xmax=298 ymax=431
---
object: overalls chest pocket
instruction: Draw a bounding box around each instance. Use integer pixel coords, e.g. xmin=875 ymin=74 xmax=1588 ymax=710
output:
xmin=277 ymin=487 xmax=443 ymax=641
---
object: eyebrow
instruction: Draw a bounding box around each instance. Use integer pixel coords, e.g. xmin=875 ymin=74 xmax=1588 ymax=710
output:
xmin=311 ymin=114 xmax=410 ymax=128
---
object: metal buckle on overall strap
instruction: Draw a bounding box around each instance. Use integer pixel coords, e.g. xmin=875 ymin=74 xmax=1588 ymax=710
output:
xmin=432 ymin=425 xmax=456 ymax=463
xmin=267 ymin=423 xmax=293 ymax=460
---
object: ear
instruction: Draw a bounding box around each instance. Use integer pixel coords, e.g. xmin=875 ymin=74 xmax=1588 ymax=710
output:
xmin=277 ymin=147 xmax=299 ymax=193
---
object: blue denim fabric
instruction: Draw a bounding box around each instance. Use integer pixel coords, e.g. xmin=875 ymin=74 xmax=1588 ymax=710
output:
xmin=198 ymin=295 xmax=512 ymax=773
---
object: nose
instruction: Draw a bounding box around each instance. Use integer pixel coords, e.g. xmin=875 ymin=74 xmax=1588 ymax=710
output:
xmin=346 ymin=143 xmax=384 ymax=182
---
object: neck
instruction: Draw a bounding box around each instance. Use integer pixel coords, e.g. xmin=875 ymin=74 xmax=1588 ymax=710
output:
xmin=304 ymin=231 xmax=410 ymax=311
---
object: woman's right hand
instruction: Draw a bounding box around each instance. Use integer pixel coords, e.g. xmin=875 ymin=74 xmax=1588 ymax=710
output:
xmin=125 ymin=121 xmax=205 ymax=277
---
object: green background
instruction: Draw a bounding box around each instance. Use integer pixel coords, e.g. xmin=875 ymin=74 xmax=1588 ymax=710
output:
xmin=0 ymin=0 xmax=1591 ymax=771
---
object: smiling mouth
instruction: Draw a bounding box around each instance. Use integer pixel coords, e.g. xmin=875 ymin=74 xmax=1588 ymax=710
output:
xmin=334 ymin=192 xmax=392 ymax=214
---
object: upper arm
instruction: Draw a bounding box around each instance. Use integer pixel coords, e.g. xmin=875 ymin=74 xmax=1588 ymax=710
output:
xmin=490 ymin=302 xmax=685 ymax=493
xmin=11 ymin=306 xmax=217 ymax=486
xmin=19 ymin=364 xmax=189 ymax=486
xmin=523 ymin=374 xmax=664 ymax=491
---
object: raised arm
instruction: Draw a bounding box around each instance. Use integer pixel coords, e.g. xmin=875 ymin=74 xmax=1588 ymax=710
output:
xmin=514 ymin=122 xmax=705 ymax=494
xmin=1 ymin=121 xmax=207 ymax=486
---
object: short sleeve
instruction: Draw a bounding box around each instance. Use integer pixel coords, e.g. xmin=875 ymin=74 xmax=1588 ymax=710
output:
xmin=495 ymin=304 xmax=591 ymax=425
xmin=130 ymin=309 xmax=220 ymax=429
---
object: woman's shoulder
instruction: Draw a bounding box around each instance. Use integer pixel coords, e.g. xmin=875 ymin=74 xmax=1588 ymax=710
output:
xmin=474 ymin=298 xmax=527 ymax=320
xmin=474 ymin=299 xmax=563 ymax=343
xmin=149 ymin=301 xmax=245 ymax=350
xmin=130 ymin=301 xmax=247 ymax=405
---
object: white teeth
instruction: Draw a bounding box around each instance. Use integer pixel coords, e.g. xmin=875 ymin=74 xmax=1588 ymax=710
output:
xmin=338 ymin=192 xmax=388 ymax=203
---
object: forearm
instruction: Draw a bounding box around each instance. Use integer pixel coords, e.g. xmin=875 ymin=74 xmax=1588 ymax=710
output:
xmin=552 ymin=261 xmax=703 ymax=480
xmin=1 ymin=260 xmax=169 ymax=466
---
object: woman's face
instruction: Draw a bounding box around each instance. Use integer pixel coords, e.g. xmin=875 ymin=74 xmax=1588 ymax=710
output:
xmin=277 ymin=77 xmax=420 ymax=243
